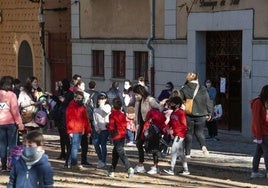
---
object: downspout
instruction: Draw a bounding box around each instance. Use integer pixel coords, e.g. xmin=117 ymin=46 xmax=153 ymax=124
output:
xmin=146 ymin=0 xmax=155 ymax=96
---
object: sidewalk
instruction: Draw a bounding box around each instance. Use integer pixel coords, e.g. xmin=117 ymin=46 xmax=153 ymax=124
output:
xmin=44 ymin=129 xmax=259 ymax=174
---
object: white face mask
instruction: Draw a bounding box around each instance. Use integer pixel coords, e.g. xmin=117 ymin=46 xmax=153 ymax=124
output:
xmin=124 ymin=83 xmax=130 ymax=90
xmin=206 ymin=83 xmax=211 ymax=88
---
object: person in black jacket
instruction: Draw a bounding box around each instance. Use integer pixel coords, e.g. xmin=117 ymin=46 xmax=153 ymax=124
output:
xmin=180 ymin=72 xmax=213 ymax=158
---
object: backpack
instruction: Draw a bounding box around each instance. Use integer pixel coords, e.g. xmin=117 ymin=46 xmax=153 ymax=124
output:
xmin=85 ymin=91 xmax=98 ymax=120
xmin=7 ymin=145 xmax=23 ymax=169
xmin=143 ymin=123 xmax=162 ymax=153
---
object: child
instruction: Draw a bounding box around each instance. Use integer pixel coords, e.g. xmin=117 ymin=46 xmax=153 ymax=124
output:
xmin=125 ymin=106 xmax=136 ymax=146
xmin=65 ymin=90 xmax=91 ymax=170
xmin=163 ymin=96 xmax=190 ymax=175
xmin=7 ymin=130 xmax=54 ymax=188
xmin=106 ymin=98 xmax=134 ymax=178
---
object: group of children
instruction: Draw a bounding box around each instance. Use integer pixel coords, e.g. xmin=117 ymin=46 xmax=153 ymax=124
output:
xmin=6 ymin=89 xmax=190 ymax=187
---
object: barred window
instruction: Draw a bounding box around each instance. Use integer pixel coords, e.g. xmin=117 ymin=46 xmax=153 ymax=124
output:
xmin=112 ymin=51 xmax=125 ymax=78
xmin=92 ymin=50 xmax=104 ymax=77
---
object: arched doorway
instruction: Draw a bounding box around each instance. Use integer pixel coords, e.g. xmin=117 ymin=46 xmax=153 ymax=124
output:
xmin=18 ymin=40 xmax=33 ymax=84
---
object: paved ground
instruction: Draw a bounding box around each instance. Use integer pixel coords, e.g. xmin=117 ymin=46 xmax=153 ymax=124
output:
xmin=1 ymin=129 xmax=267 ymax=188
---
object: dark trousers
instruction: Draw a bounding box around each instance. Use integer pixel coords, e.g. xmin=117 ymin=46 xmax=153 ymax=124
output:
xmin=57 ymin=124 xmax=70 ymax=157
xmin=81 ymin=134 xmax=89 ymax=163
xmin=185 ymin=116 xmax=207 ymax=155
xmin=206 ymin=120 xmax=218 ymax=137
xmin=136 ymin=139 xmax=145 ymax=163
xmin=110 ymin=138 xmax=131 ymax=171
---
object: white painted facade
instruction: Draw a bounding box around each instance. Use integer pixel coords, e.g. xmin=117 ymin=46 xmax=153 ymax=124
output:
xmin=71 ymin=2 xmax=268 ymax=138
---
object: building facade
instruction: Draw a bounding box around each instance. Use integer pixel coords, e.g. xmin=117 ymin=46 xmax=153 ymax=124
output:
xmin=0 ymin=0 xmax=72 ymax=91
xmin=71 ymin=0 xmax=268 ymax=137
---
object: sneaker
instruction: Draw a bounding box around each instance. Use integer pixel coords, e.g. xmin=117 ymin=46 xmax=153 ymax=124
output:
xmin=97 ymin=161 xmax=106 ymax=169
xmin=81 ymin=161 xmax=92 ymax=167
xmin=126 ymin=142 xmax=136 ymax=147
xmin=147 ymin=166 xmax=159 ymax=175
xmin=71 ymin=165 xmax=84 ymax=171
xmin=107 ymin=171 xmax=115 ymax=177
xmin=250 ymin=172 xmax=265 ymax=178
xmin=179 ymin=170 xmax=190 ymax=175
xmin=185 ymin=155 xmax=191 ymax=159
xmin=163 ymin=169 xmax=174 ymax=175
xmin=128 ymin=167 xmax=135 ymax=178
xmin=202 ymin=146 xmax=209 ymax=157
xmin=134 ymin=165 xmax=146 ymax=173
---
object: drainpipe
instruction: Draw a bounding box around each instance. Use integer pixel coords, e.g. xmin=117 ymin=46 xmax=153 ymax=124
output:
xmin=146 ymin=0 xmax=155 ymax=96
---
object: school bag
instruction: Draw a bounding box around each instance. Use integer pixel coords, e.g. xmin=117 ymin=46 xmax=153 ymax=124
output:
xmin=7 ymin=145 xmax=23 ymax=169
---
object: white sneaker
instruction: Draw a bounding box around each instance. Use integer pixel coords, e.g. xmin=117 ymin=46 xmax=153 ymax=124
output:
xmin=250 ymin=172 xmax=265 ymax=178
xmin=179 ymin=170 xmax=190 ymax=175
xmin=185 ymin=155 xmax=191 ymax=159
xmin=134 ymin=165 xmax=146 ymax=173
xmin=202 ymin=146 xmax=209 ymax=157
xmin=128 ymin=167 xmax=135 ymax=178
xmin=147 ymin=166 xmax=159 ymax=175
xmin=163 ymin=169 xmax=174 ymax=175
xmin=97 ymin=161 xmax=106 ymax=169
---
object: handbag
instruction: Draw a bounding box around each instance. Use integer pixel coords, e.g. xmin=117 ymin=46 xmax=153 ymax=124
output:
xmin=34 ymin=106 xmax=48 ymax=127
xmin=184 ymin=84 xmax=199 ymax=115
xmin=20 ymin=106 xmax=34 ymax=124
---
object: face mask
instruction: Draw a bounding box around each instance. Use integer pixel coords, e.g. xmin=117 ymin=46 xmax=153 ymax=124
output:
xmin=135 ymin=95 xmax=142 ymax=101
xmin=206 ymin=83 xmax=211 ymax=88
xmin=23 ymin=147 xmax=37 ymax=158
xmin=32 ymin=83 xmax=38 ymax=89
xmin=76 ymin=99 xmax=84 ymax=106
xmin=124 ymin=83 xmax=130 ymax=90
xmin=170 ymin=105 xmax=176 ymax=110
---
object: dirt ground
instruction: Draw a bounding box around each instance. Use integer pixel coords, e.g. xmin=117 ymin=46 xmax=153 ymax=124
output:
xmin=1 ymin=132 xmax=268 ymax=188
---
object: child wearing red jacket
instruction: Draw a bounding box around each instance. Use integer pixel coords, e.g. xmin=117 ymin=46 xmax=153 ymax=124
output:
xmin=106 ymin=98 xmax=134 ymax=178
xmin=65 ymin=91 xmax=91 ymax=170
xmin=163 ymin=96 xmax=190 ymax=176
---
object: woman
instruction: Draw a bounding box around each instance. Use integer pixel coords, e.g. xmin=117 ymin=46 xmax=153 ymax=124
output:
xmin=93 ymin=92 xmax=111 ymax=169
xmin=180 ymin=72 xmax=212 ymax=158
xmin=18 ymin=77 xmax=40 ymax=131
xmin=0 ymin=76 xmax=24 ymax=171
xmin=250 ymin=85 xmax=268 ymax=178
xmin=133 ymin=84 xmax=163 ymax=175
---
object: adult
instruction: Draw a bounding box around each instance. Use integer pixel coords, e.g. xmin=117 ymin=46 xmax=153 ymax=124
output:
xmin=69 ymin=74 xmax=81 ymax=92
xmin=180 ymin=72 xmax=212 ymax=158
xmin=18 ymin=77 xmax=41 ymax=131
xmin=158 ymin=81 xmax=174 ymax=102
xmin=93 ymin=92 xmax=111 ymax=169
xmin=0 ymin=76 xmax=24 ymax=172
xmin=250 ymin=85 xmax=268 ymax=178
xmin=47 ymin=79 xmax=73 ymax=160
xmin=138 ymin=76 xmax=150 ymax=93
xmin=205 ymin=79 xmax=219 ymax=141
xmin=106 ymin=81 xmax=125 ymax=111
xmin=122 ymin=79 xmax=135 ymax=108
xmin=133 ymin=84 xmax=163 ymax=174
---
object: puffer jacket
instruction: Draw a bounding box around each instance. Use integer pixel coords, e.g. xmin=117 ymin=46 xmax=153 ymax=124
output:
xmin=180 ymin=81 xmax=212 ymax=117
xmin=7 ymin=154 xmax=54 ymax=188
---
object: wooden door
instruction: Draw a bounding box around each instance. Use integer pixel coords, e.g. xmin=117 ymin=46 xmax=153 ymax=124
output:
xmin=206 ymin=31 xmax=242 ymax=131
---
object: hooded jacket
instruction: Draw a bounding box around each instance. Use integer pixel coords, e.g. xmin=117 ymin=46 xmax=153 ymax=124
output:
xmin=66 ymin=100 xmax=91 ymax=135
xmin=7 ymin=154 xmax=54 ymax=188
xmin=180 ymin=81 xmax=212 ymax=117
xmin=108 ymin=109 xmax=127 ymax=140
xmin=169 ymin=108 xmax=187 ymax=138
xmin=250 ymin=97 xmax=268 ymax=139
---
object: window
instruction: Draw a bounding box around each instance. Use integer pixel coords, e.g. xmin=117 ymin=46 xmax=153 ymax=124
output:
xmin=92 ymin=50 xmax=104 ymax=77
xmin=112 ymin=51 xmax=125 ymax=78
xmin=134 ymin=51 xmax=148 ymax=80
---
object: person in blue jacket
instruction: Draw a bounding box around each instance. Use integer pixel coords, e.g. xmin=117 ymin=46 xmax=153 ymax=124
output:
xmin=7 ymin=130 xmax=54 ymax=188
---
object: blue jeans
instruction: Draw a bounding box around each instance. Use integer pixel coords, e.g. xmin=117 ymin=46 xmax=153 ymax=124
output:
xmin=0 ymin=124 xmax=18 ymax=169
xmin=126 ymin=130 xmax=134 ymax=143
xmin=92 ymin=130 xmax=109 ymax=163
xmin=65 ymin=133 xmax=82 ymax=166
xmin=252 ymin=135 xmax=268 ymax=172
